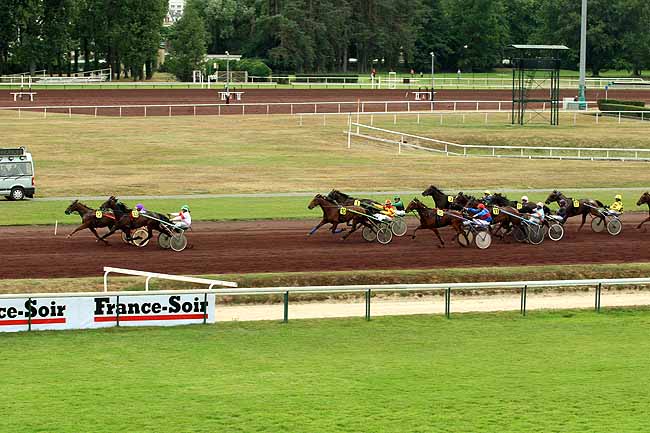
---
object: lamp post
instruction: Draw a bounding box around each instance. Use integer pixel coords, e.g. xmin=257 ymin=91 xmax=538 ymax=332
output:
xmin=225 ymin=50 xmax=230 ymax=94
xmin=578 ymin=0 xmax=587 ymax=108
xmin=430 ymin=52 xmax=435 ymax=93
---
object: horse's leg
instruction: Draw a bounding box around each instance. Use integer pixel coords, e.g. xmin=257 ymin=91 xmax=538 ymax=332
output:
xmin=99 ymin=226 xmax=121 ymax=241
xmin=67 ymin=222 xmax=90 ymax=238
xmin=330 ymin=222 xmax=343 ymax=234
xmin=88 ymin=226 xmax=110 ymax=245
xmin=577 ymin=212 xmax=587 ymax=231
xmin=411 ymin=225 xmax=423 ymax=239
xmin=431 ymin=228 xmax=445 ymax=248
xmin=342 ymin=220 xmax=360 ymax=240
xmin=637 ymin=216 xmax=650 ymax=230
xmin=308 ymin=219 xmax=327 ymax=236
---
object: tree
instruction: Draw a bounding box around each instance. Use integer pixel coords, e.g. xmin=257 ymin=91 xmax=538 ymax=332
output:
xmin=167 ymin=1 xmax=207 ymax=81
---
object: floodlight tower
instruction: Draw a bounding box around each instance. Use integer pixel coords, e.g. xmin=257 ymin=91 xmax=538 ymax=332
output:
xmin=578 ymin=0 xmax=587 ymax=108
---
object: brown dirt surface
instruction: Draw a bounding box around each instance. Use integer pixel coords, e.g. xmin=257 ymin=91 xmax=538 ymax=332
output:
xmin=1 ymin=88 xmax=648 ymax=116
xmin=2 ymin=214 xmax=649 ymax=280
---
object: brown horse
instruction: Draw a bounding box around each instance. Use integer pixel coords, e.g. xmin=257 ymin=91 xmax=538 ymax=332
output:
xmin=405 ymin=198 xmax=465 ymax=247
xmin=637 ymin=192 xmax=650 ymax=230
xmin=421 ymin=185 xmax=456 ymax=209
xmin=307 ymin=194 xmax=369 ymax=240
xmin=64 ymin=200 xmax=117 ymax=245
xmin=98 ymin=196 xmax=172 ymax=243
xmin=545 ymin=190 xmax=604 ymax=231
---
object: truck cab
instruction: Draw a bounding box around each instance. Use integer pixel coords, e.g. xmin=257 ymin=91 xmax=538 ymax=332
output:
xmin=0 ymin=147 xmax=35 ymax=200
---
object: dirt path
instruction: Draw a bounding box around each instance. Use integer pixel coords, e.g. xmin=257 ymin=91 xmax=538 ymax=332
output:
xmin=216 ymin=290 xmax=650 ymax=322
xmin=1 ymin=215 xmax=649 ymax=280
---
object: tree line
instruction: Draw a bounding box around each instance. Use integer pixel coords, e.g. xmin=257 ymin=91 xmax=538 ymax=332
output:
xmin=2 ymin=0 xmax=649 ymax=79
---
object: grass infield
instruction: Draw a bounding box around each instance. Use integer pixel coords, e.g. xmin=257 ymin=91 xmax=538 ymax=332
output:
xmin=1 ymin=189 xmax=648 ymax=226
xmin=3 ymin=309 xmax=650 ymax=432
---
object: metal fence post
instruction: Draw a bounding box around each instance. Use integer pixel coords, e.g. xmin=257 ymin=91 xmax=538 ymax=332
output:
xmin=445 ymin=288 xmax=451 ymax=319
xmin=116 ymin=295 xmax=120 ymax=327
xmin=520 ymin=285 xmax=527 ymax=316
xmin=283 ymin=291 xmax=289 ymax=323
xmin=203 ymin=292 xmax=209 ymax=324
xmin=365 ymin=289 xmax=371 ymax=321
xmin=595 ymin=283 xmax=602 ymax=312
xmin=27 ymin=297 xmax=32 ymax=331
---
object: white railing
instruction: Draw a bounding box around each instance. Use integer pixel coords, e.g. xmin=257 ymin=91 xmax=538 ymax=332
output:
xmin=103 ymin=266 xmax=238 ymax=292
xmin=348 ymin=122 xmax=650 ymax=161
xmin=5 ymin=274 xmax=650 ymax=321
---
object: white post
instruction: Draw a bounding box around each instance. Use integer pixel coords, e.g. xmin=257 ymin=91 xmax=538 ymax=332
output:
xmin=144 ymin=106 xmax=147 ymax=117
xmin=370 ymin=115 xmax=374 ymax=126
xmin=347 ymin=114 xmax=352 ymax=149
xmin=145 ymin=276 xmax=152 ymax=291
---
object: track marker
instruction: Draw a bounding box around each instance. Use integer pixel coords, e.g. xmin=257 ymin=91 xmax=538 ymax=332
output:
xmin=54 ymin=220 xmax=58 ymax=236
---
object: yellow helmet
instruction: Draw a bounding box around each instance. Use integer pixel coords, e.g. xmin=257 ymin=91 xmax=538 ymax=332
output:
xmin=615 ymin=194 xmax=622 ymax=200
xmin=484 ymin=190 xmax=491 ymax=195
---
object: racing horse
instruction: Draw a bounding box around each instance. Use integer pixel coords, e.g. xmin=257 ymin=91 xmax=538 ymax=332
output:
xmin=421 ymin=185 xmax=456 ymax=210
xmin=98 ymin=196 xmax=173 ymax=244
xmin=637 ymin=192 xmax=650 ymax=230
xmin=307 ymin=194 xmax=370 ymax=240
xmin=64 ymin=200 xmax=117 ymax=245
xmin=545 ymin=190 xmax=604 ymax=231
xmin=405 ymin=198 xmax=464 ymax=247
xmin=327 ymin=190 xmax=378 ymax=210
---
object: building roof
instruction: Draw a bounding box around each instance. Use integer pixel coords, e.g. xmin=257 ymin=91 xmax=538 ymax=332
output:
xmin=510 ymin=44 xmax=569 ymax=51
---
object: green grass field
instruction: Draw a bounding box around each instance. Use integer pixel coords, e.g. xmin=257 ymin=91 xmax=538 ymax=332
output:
xmin=1 ymin=113 xmax=649 ymax=200
xmin=1 ymin=189 xmax=648 ymax=226
xmin=3 ymin=310 xmax=650 ymax=432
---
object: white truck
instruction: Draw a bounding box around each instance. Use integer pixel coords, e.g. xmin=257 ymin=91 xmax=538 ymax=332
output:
xmin=0 ymin=147 xmax=35 ymax=200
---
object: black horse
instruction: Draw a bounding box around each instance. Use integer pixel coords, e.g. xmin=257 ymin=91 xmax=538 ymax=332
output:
xmin=421 ymin=185 xmax=456 ymax=210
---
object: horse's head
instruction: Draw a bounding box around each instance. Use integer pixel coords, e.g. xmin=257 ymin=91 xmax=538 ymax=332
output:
xmin=454 ymin=193 xmax=471 ymax=208
xmin=405 ymin=198 xmax=423 ymax=213
xmin=64 ymin=199 xmax=79 ymax=215
xmin=490 ymin=193 xmax=509 ymax=206
xmin=422 ymin=185 xmax=439 ymax=197
xmin=545 ymin=190 xmax=563 ymax=205
xmin=101 ymin=196 xmax=117 ymax=210
xmin=308 ymin=194 xmax=324 ymax=210
xmin=638 ymin=192 xmax=650 ymax=207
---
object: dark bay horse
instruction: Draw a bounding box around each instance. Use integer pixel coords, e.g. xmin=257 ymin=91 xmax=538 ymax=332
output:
xmin=637 ymin=192 xmax=650 ymax=230
xmin=308 ymin=194 xmax=369 ymax=240
xmin=64 ymin=200 xmax=116 ymax=245
xmin=421 ymin=185 xmax=455 ymax=209
xmin=99 ymin=196 xmax=172 ymax=243
xmin=545 ymin=190 xmax=604 ymax=230
xmin=453 ymin=192 xmax=482 ymax=210
xmin=405 ymin=198 xmax=464 ymax=247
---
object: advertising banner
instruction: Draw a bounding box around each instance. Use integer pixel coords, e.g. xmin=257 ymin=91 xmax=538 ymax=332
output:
xmin=0 ymin=293 xmax=216 ymax=333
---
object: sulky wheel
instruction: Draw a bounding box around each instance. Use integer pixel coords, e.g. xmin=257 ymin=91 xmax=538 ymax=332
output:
xmin=170 ymin=233 xmax=188 ymax=251
xmin=131 ymin=228 xmax=150 ymax=247
xmin=591 ymin=217 xmax=606 ymax=233
xmin=457 ymin=229 xmax=473 ymax=247
xmin=157 ymin=232 xmax=171 ymax=249
xmin=362 ymin=225 xmax=377 ymax=242
xmin=527 ymin=225 xmax=544 ymax=245
xmin=548 ymin=223 xmax=565 ymax=242
xmin=376 ymin=224 xmax=393 ymax=245
xmin=391 ymin=218 xmax=408 ymax=237
xmin=474 ymin=231 xmax=492 ymax=249
xmin=606 ymin=219 xmax=622 ymax=236
xmin=512 ymin=225 xmax=527 ymax=243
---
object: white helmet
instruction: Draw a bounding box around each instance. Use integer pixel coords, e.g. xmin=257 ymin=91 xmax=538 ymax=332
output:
xmin=537 ymin=202 xmax=544 ymax=208
xmin=521 ymin=195 xmax=529 ymax=202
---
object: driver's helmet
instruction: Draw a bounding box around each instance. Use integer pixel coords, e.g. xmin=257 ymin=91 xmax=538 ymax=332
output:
xmin=521 ymin=195 xmax=529 ymax=202
xmin=181 ymin=205 xmax=190 ymax=212
xmin=135 ymin=203 xmax=144 ymax=211
xmin=478 ymin=203 xmax=486 ymax=209
xmin=536 ymin=202 xmax=544 ymax=208
xmin=484 ymin=190 xmax=491 ymax=196
xmin=385 ymin=199 xmax=392 ymax=206
xmin=393 ymin=196 xmax=400 ymax=201
xmin=559 ymin=199 xmax=567 ymax=206
xmin=615 ymin=194 xmax=622 ymax=201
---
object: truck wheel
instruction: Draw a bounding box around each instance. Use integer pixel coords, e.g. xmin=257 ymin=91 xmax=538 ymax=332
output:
xmin=10 ymin=187 xmax=25 ymax=201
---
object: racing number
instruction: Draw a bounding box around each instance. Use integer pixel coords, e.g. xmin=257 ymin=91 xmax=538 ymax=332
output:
xmin=340 ymin=207 xmax=347 ymax=215
xmin=354 ymin=200 xmax=361 ymax=206
xmin=516 ymin=203 xmax=523 ymax=210
xmin=437 ymin=209 xmax=444 ymax=217
xmin=95 ymin=210 xmax=103 ymax=219
xmin=573 ymin=200 xmax=580 ymax=208
xmin=493 ymin=208 xmax=500 ymax=215
xmin=131 ymin=210 xmax=140 ymax=218
xmin=447 ymin=196 xmax=454 ymax=203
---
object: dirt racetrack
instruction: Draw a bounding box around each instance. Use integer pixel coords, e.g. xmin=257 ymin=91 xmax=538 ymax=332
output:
xmin=1 ymin=88 xmax=648 ymax=116
xmin=2 ymin=215 xmax=649 ymax=280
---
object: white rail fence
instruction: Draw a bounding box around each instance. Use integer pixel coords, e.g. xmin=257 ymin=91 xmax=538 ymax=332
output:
xmin=5 ymin=273 xmax=650 ymax=325
xmin=0 ymin=99 xmax=604 ymax=119
xmin=103 ymin=266 xmax=238 ymax=292
xmin=347 ymin=122 xmax=650 ymax=161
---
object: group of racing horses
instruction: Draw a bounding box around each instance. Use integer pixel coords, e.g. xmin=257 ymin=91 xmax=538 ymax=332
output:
xmin=64 ymin=196 xmax=175 ymax=247
xmin=308 ymin=187 xmax=650 ymax=248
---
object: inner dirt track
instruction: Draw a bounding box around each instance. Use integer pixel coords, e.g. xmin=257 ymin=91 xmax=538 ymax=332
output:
xmin=2 ymin=215 xmax=649 ymax=280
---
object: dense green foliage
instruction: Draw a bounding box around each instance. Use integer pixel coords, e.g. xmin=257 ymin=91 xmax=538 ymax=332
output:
xmin=166 ymin=1 xmax=207 ymax=82
xmin=1 ymin=0 xmax=649 ymax=77
xmin=4 ymin=310 xmax=650 ymax=432
xmin=187 ymin=0 xmax=650 ymax=75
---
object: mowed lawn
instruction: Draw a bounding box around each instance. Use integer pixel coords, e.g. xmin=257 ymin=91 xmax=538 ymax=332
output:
xmin=1 ymin=112 xmax=650 ymax=197
xmin=3 ymin=310 xmax=650 ymax=432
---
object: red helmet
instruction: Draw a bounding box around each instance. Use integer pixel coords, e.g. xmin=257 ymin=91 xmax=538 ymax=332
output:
xmin=478 ymin=203 xmax=486 ymax=209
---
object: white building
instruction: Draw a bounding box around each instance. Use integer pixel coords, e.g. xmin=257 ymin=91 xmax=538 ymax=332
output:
xmin=165 ymin=0 xmax=185 ymax=25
